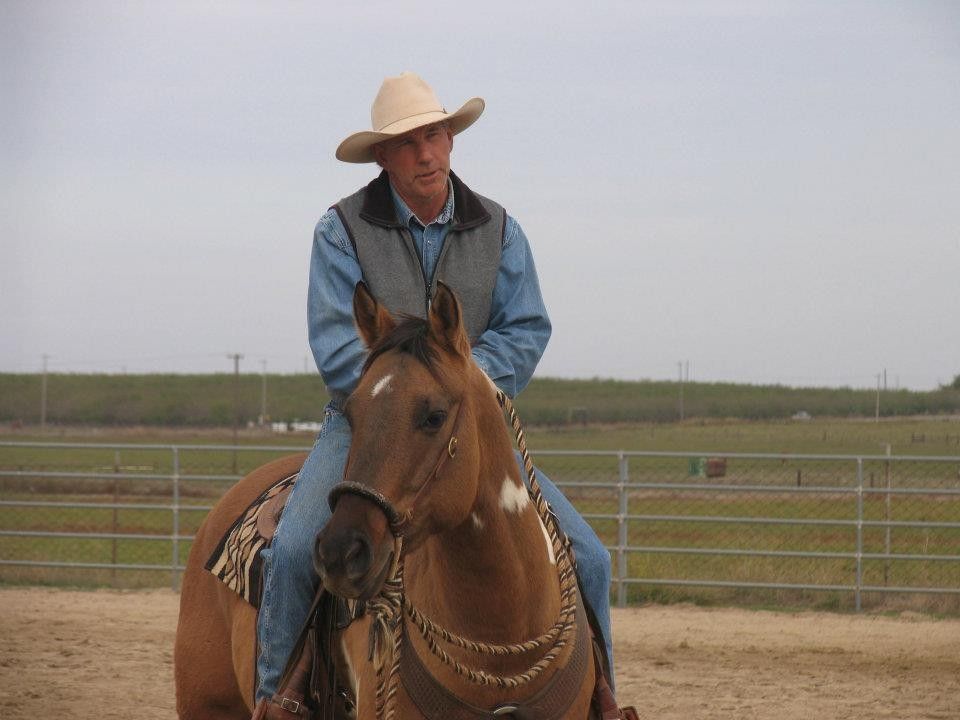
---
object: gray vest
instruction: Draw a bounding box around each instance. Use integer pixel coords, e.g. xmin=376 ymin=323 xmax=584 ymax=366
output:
xmin=334 ymin=171 xmax=504 ymax=343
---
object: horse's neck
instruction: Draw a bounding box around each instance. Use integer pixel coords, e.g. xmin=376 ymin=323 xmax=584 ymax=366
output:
xmin=405 ymin=411 xmax=561 ymax=642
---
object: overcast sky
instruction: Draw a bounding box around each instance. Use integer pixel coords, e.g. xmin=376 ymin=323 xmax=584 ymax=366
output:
xmin=3 ymin=1 xmax=958 ymax=389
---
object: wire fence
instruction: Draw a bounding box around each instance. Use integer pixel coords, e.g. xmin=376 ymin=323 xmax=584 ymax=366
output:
xmin=1 ymin=441 xmax=958 ymax=612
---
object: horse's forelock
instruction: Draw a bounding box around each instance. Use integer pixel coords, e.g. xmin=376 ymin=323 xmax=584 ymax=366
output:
xmin=361 ymin=316 xmax=439 ymax=377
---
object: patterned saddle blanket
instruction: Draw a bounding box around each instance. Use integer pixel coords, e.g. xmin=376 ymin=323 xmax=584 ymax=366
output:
xmin=204 ymin=472 xmax=298 ymax=608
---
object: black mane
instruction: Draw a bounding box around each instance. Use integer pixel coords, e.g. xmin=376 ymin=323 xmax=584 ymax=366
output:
xmin=361 ymin=315 xmax=438 ymax=376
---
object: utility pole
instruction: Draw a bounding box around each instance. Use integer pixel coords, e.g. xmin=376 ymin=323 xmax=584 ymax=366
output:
xmin=259 ymin=359 xmax=267 ymax=426
xmin=875 ymin=373 xmax=881 ymax=423
xmin=678 ymin=361 xmax=685 ymax=421
xmin=40 ymin=354 xmax=49 ymax=432
xmin=227 ymin=353 xmax=244 ymax=472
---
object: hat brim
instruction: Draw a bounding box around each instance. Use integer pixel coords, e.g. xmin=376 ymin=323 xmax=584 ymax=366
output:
xmin=335 ymin=97 xmax=485 ymax=163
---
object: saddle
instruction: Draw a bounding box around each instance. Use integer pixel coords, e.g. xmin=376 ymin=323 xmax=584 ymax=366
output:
xmin=206 ymin=474 xmax=639 ymax=720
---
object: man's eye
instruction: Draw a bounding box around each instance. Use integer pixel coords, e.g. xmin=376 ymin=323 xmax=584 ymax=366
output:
xmin=423 ymin=410 xmax=447 ymax=431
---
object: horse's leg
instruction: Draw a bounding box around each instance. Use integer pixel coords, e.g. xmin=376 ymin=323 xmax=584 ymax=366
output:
xmin=175 ymin=455 xmax=308 ymax=719
xmin=175 ymin=521 xmax=252 ymax=719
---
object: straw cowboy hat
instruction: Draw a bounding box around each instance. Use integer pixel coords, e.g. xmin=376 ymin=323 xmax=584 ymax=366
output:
xmin=336 ymin=72 xmax=485 ymax=163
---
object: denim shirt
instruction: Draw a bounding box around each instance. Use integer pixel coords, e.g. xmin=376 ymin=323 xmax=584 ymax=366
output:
xmin=307 ymin=175 xmax=551 ymax=405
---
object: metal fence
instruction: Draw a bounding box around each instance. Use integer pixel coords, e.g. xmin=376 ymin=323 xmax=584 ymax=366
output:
xmin=2 ymin=441 xmax=958 ymax=611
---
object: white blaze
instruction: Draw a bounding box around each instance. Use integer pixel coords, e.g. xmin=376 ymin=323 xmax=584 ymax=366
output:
xmin=370 ymin=373 xmax=393 ymax=398
xmin=499 ymin=476 xmax=530 ymax=514
xmin=471 ymin=512 xmax=485 ymax=530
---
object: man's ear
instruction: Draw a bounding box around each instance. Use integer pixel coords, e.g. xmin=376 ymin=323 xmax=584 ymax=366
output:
xmin=372 ymin=142 xmax=387 ymax=169
xmin=429 ymin=282 xmax=471 ymax=357
xmin=353 ymin=282 xmax=395 ymax=348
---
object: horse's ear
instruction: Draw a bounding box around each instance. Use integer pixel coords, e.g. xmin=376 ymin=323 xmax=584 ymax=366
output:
xmin=429 ymin=282 xmax=471 ymax=357
xmin=353 ymin=281 xmax=395 ymax=348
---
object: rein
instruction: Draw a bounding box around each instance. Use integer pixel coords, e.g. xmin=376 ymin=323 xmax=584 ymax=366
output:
xmin=327 ymin=388 xmax=580 ymax=720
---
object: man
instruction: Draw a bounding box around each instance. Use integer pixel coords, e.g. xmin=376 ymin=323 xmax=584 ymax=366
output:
xmin=255 ymin=71 xmax=613 ymax=710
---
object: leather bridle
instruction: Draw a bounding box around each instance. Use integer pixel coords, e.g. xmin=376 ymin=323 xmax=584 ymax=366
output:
xmin=321 ymin=388 xmax=587 ymax=720
xmin=327 ymin=399 xmax=465 ymax=541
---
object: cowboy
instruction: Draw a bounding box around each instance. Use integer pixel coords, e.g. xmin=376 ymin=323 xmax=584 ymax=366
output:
xmin=255 ymin=71 xmax=614 ymax=711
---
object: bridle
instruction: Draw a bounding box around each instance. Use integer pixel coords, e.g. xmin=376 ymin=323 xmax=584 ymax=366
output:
xmin=325 ymin=389 xmax=580 ymax=720
xmin=327 ymin=399 xmax=465 ymax=539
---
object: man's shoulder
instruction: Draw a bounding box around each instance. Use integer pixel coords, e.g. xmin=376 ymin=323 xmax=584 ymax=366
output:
xmin=331 ymin=181 xmax=372 ymax=213
xmin=314 ymin=208 xmax=353 ymax=255
xmin=449 ymin=172 xmax=509 ymax=234
xmin=455 ymin=180 xmax=520 ymax=238
xmin=315 ymin=207 xmax=340 ymax=232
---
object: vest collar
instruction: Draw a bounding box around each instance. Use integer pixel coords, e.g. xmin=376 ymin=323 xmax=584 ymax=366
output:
xmin=359 ymin=170 xmax=491 ymax=231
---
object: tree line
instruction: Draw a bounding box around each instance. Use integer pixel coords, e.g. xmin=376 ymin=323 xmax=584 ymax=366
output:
xmin=1 ymin=373 xmax=958 ymax=428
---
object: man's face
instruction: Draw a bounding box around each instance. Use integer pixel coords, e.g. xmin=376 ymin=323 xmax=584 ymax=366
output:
xmin=373 ymin=122 xmax=454 ymax=213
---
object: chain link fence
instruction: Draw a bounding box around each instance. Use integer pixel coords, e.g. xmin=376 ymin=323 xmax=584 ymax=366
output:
xmin=1 ymin=442 xmax=958 ymax=612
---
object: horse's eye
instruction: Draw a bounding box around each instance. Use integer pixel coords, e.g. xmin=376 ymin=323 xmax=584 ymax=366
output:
xmin=423 ymin=410 xmax=447 ymax=431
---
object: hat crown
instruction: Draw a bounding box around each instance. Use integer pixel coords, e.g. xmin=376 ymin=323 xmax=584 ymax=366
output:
xmin=371 ymin=72 xmax=444 ymax=132
xmin=337 ymin=72 xmax=483 ymax=163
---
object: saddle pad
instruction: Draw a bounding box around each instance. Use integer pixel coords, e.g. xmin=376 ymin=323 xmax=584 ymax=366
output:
xmin=205 ymin=472 xmax=298 ymax=608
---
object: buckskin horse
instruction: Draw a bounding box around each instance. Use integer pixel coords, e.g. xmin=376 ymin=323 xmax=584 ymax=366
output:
xmin=175 ymin=282 xmax=611 ymax=719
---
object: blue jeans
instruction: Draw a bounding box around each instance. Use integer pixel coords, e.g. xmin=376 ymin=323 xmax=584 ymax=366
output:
xmin=255 ymin=408 xmax=614 ymax=700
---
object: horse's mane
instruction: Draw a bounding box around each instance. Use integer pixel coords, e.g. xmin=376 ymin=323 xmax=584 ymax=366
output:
xmin=361 ymin=316 xmax=439 ymax=376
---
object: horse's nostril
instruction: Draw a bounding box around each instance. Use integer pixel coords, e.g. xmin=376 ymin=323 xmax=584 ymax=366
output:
xmin=316 ymin=528 xmax=373 ymax=584
xmin=343 ymin=534 xmax=372 ymax=581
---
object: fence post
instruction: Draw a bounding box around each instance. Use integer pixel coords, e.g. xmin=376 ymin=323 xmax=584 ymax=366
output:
xmin=884 ymin=444 xmax=891 ymax=586
xmin=617 ymin=452 xmax=628 ymax=608
xmin=172 ymin=446 xmax=181 ymax=591
xmin=112 ymin=449 xmax=120 ymax=584
xmin=855 ymin=457 xmax=863 ymax=612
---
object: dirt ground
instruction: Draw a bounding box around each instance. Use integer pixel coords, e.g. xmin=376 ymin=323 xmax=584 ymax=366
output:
xmin=0 ymin=588 xmax=957 ymax=720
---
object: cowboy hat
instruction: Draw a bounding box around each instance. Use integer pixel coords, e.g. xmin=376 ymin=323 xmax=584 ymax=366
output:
xmin=336 ymin=72 xmax=484 ymax=163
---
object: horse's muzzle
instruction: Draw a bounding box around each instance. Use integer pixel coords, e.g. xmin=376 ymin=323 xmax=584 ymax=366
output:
xmin=314 ymin=527 xmax=371 ymax=583
xmin=314 ymin=495 xmax=392 ymax=599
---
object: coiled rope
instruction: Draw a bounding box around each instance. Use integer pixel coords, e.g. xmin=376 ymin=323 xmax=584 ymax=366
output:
xmin=367 ymin=388 xmax=580 ymax=720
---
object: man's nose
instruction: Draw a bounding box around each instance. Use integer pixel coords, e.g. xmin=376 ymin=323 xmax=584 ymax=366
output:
xmin=415 ymin=140 xmax=433 ymax=163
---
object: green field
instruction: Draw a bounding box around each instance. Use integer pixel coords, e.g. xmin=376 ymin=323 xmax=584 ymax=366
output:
xmin=5 ymin=414 xmax=960 ymax=456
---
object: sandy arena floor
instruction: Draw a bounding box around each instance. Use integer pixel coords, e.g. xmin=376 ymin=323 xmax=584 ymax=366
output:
xmin=0 ymin=587 xmax=957 ymax=719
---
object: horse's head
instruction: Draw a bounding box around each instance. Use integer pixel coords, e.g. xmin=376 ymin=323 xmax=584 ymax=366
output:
xmin=314 ymin=281 xmax=488 ymax=600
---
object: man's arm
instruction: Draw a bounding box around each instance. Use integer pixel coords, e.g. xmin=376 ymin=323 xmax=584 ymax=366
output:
xmin=471 ymin=216 xmax=552 ymax=398
xmin=309 ymin=210 xmax=550 ymax=402
xmin=307 ymin=210 xmax=366 ymax=404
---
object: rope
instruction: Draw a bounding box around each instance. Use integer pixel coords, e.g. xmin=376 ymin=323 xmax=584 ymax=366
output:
xmin=366 ymin=387 xmax=581 ymax=719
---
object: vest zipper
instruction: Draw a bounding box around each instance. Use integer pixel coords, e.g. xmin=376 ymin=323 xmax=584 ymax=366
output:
xmin=428 ymin=233 xmax=455 ymax=312
xmin=401 ymin=227 xmax=434 ymax=313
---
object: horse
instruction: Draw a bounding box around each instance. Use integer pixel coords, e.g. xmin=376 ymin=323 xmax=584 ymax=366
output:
xmin=175 ymin=281 xmax=598 ymax=719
